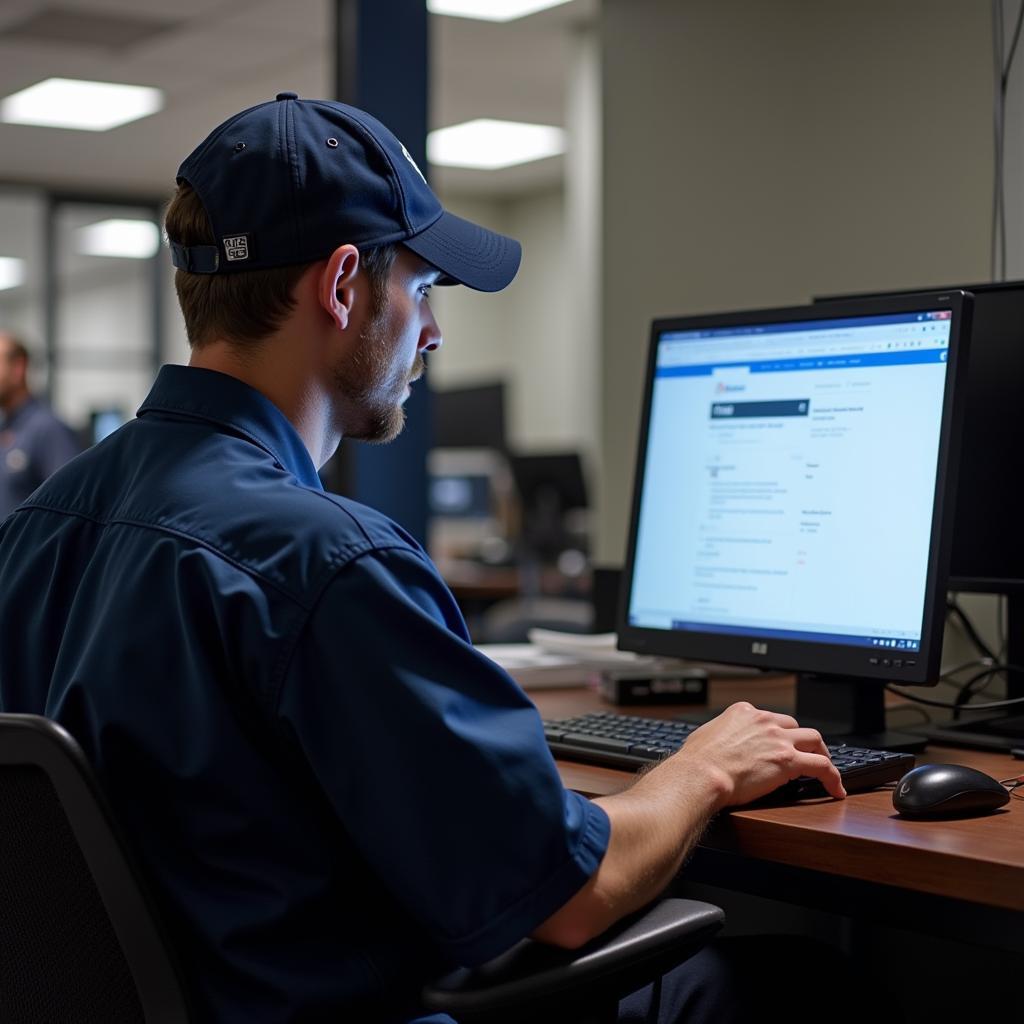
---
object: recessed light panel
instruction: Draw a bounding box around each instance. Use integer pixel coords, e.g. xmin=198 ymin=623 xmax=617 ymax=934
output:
xmin=428 ymin=119 xmax=566 ymax=170
xmin=77 ymin=219 xmax=160 ymax=259
xmin=427 ymin=0 xmax=573 ymax=22
xmin=0 ymin=258 xmax=25 ymax=291
xmin=0 ymin=78 xmax=163 ymax=131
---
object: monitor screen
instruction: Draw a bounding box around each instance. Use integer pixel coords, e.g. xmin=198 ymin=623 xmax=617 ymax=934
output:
xmin=620 ymin=292 xmax=971 ymax=693
xmin=429 ymin=473 xmax=492 ymax=518
xmin=433 ymin=382 xmax=507 ymax=451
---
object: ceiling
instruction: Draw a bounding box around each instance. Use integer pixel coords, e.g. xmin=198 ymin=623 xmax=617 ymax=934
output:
xmin=0 ymin=0 xmax=597 ymax=202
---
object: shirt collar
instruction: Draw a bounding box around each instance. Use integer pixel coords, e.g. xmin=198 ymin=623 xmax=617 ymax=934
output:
xmin=137 ymin=365 xmax=323 ymax=491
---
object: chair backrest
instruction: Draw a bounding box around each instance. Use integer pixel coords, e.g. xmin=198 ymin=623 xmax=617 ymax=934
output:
xmin=0 ymin=714 xmax=191 ymax=1024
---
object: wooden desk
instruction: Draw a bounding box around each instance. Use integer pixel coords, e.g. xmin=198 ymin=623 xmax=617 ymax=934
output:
xmin=532 ymin=685 xmax=1024 ymax=950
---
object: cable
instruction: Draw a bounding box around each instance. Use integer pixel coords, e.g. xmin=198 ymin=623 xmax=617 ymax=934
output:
xmin=951 ymin=664 xmax=1009 ymax=715
xmin=939 ymin=656 xmax=997 ymax=681
xmin=886 ymin=681 xmax=1024 ymax=711
xmin=1004 ymin=1 xmax=1024 ymax=85
xmin=945 ymin=596 xmax=998 ymax=661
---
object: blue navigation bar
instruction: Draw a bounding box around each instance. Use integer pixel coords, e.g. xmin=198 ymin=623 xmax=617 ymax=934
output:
xmin=656 ymin=347 xmax=949 ymax=379
xmin=661 ymin=309 xmax=950 ymax=341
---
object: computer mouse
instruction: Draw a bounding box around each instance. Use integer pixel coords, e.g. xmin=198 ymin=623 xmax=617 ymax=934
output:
xmin=892 ymin=763 xmax=1009 ymax=818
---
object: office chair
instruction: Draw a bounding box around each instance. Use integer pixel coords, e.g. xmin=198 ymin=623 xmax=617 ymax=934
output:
xmin=0 ymin=713 xmax=191 ymax=1024
xmin=0 ymin=714 xmax=724 ymax=1023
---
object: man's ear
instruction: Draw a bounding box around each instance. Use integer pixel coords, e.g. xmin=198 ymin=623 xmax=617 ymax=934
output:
xmin=319 ymin=244 xmax=361 ymax=331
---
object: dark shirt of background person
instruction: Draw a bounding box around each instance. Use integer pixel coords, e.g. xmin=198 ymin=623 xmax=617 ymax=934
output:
xmin=0 ymin=332 xmax=81 ymax=517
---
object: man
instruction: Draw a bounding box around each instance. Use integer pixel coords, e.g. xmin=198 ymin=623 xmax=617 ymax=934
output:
xmin=0 ymin=332 xmax=80 ymax=517
xmin=0 ymin=95 xmax=844 ymax=1022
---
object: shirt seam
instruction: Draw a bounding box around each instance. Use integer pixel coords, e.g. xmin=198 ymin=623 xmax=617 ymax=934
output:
xmin=14 ymin=502 xmax=332 ymax=610
xmin=268 ymin=542 xmax=433 ymax=715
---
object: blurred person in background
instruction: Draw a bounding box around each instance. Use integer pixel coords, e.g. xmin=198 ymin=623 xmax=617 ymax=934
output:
xmin=0 ymin=331 xmax=80 ymax=517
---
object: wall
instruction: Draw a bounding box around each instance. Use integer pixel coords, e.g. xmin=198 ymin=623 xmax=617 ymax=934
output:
xmin=430 ymin=187 xmax=592 ymax=457
xmin=598 ymin=0 xmax=994 ymax=564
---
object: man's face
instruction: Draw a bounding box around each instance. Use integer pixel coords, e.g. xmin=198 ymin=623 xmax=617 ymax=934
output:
xmin=0 ymin=336 xmax=25 ymax=407
xmin=333 ymin=248 xmax=442 ymax=443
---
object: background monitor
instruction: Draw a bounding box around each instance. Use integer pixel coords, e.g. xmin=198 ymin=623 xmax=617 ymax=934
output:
xmin=815 ymin=281 xmax=1024 ymax=750
xmin=433 ymin=381 xmax=507 ymax=452
xmin=508 ymin=451 xmax=589 ymax=562
xmin=89 ymin=408 xmax=126 ymax=445
xmin=617 ymin=291 xmax=972 ymax=750
xmin=426 ymin=447 xmax=514 ymax=564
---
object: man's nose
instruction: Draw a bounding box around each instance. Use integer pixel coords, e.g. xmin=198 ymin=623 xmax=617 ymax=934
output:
xmin=419 ymin=310 xmax=442 ymax=352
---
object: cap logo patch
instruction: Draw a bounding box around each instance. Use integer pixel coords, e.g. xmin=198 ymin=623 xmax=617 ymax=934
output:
xmin=400 ymin=143 xmax=427 ymax=184
xmin=223 ymin=235 xmax=249 ymax=262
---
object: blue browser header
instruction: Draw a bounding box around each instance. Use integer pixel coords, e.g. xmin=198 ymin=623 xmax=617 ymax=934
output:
xmin=655 ymin=347 xmax=949 ymax=378
xmin=661 ymin=309 xmax=951 ymax=342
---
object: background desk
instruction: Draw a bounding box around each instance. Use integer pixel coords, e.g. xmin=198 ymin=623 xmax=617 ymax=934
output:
xmin=531 ymin=683 xmax=1024 ymax=955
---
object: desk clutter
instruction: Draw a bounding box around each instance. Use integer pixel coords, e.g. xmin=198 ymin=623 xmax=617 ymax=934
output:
xmin=478 ymin=630 xmax=763 ymax=704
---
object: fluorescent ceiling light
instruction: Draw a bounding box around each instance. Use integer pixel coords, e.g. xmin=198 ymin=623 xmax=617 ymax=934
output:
xmin=77 ymin=219 xmax=160 ymax=259
xmin=0 ymin=258 xmax=25 ymax=291
xmin=428 ymin=118 xmax=566 ymax=170
xmin=0 ymin=78 xmax=163 ymax=131
xmin=427 ymin=0 xmax=572 ymax=21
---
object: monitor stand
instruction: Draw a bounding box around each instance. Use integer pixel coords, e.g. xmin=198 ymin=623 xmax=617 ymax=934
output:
xmin=794 ymin=674 xmax=927 ymax=753
xmin=678 ymin=672 xmax=927 ymax=753
xmin=919 ymin=594 xmax=1024 ymax=753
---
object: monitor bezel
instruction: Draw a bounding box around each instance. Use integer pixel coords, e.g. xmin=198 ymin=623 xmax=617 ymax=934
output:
xmin=617 ymin=290 xmax=973 ymax=687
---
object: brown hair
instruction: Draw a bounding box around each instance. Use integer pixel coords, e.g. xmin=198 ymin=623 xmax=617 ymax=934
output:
xmin=164 ymin=182 xmax=398 ymax=350
xmin=0 ymin=333 xmax=29 ymax=365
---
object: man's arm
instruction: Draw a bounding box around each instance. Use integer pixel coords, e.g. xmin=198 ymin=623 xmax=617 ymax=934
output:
xmin=531 ymin=701 xmax=845 ymax=948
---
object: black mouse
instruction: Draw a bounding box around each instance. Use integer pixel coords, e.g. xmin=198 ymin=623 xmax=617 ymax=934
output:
xmin=892 ymin=763 xmax=1009 ymax=818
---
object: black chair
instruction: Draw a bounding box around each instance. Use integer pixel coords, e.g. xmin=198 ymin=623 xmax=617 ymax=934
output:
xmin=0 ymin=714 xmax=724 ymax=1023
xmin=0 ymin=713 xmax=190 ymax=1023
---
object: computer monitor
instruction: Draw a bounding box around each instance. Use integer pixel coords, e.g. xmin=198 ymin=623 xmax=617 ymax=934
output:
xmin=433 ymin=382 xmax=507 ymax=452
xmin=426 ymin=448 xmax=514 ymax=563
xmin=618 ymin=291 xmax=972 ymax=751
xmin=508 ymin=452 xmax=589 ymax=561
xmin=89 ymin=408 xmax=126 ymax=444
xmin=815 ymin=281 xmax=1024 ymax=750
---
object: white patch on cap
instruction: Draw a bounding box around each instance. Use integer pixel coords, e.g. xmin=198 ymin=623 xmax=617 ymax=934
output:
xmin=5 ymin=448 xmax=27 ymax=473
xmin=400 ymin=143 xmax=427 ymax=184
xmin=223 ymin=235 xmax=249 ymax=262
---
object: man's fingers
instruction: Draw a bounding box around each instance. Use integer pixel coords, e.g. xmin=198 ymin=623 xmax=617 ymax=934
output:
xmin=791 ymin=752 xmax=846 ymax=799
xmin=790 ymin=728 xmax=830 ymax=757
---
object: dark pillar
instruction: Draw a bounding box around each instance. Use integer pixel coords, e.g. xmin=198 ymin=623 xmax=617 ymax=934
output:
xmin=331 ymin=0 xmax=433 ymax=545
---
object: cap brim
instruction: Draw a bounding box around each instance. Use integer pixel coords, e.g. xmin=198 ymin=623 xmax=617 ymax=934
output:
xmin=404 ymin=210 xmax=521 ymax=292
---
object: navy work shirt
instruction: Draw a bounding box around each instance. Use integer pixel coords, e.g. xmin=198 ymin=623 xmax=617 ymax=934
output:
xmin=0 ymin=365 xmax=609 ymax=1023
xmin=0 ymin=395 xmax=80 ymax=516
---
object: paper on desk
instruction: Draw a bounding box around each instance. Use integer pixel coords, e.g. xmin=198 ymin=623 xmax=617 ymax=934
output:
xmin=475 ymin=643 xmax=596 ymax=689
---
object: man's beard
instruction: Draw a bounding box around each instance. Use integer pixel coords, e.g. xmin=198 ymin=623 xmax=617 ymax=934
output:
xmin=332 ymin=307 xmax=423 ymax=445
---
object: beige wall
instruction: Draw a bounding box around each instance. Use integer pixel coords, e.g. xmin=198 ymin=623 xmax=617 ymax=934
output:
xmin=598 ymin=0 xmax=993 ymax=563
xmin=430 ymin=188 xmax=593 ymax=456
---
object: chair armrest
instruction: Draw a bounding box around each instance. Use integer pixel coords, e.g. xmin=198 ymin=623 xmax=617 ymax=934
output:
xmin=420 ymin=897 xmax=724 ymax=1023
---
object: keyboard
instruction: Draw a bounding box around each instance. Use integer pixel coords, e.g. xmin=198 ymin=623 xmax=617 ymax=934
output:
xmin=543 ymin=712 xmax=915 ymax=800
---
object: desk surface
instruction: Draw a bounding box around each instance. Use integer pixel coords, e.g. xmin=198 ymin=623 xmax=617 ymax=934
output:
xmin=532 ymin=683 xmax=1024 ymax=915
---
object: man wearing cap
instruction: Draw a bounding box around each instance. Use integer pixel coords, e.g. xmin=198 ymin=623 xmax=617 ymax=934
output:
xmin=0 ymin=94 xmax=845 ymax=1023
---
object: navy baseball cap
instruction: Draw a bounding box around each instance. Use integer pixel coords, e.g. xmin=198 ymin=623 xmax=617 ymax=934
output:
xmin=169 ymin=91 xmax=521 ymax=292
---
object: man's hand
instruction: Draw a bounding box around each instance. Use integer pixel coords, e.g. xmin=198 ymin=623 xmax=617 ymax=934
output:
xmin=675 ymin=701 xmax=846 ymax=810
xmin=532 ymin=702 xmax=844 ymax=949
